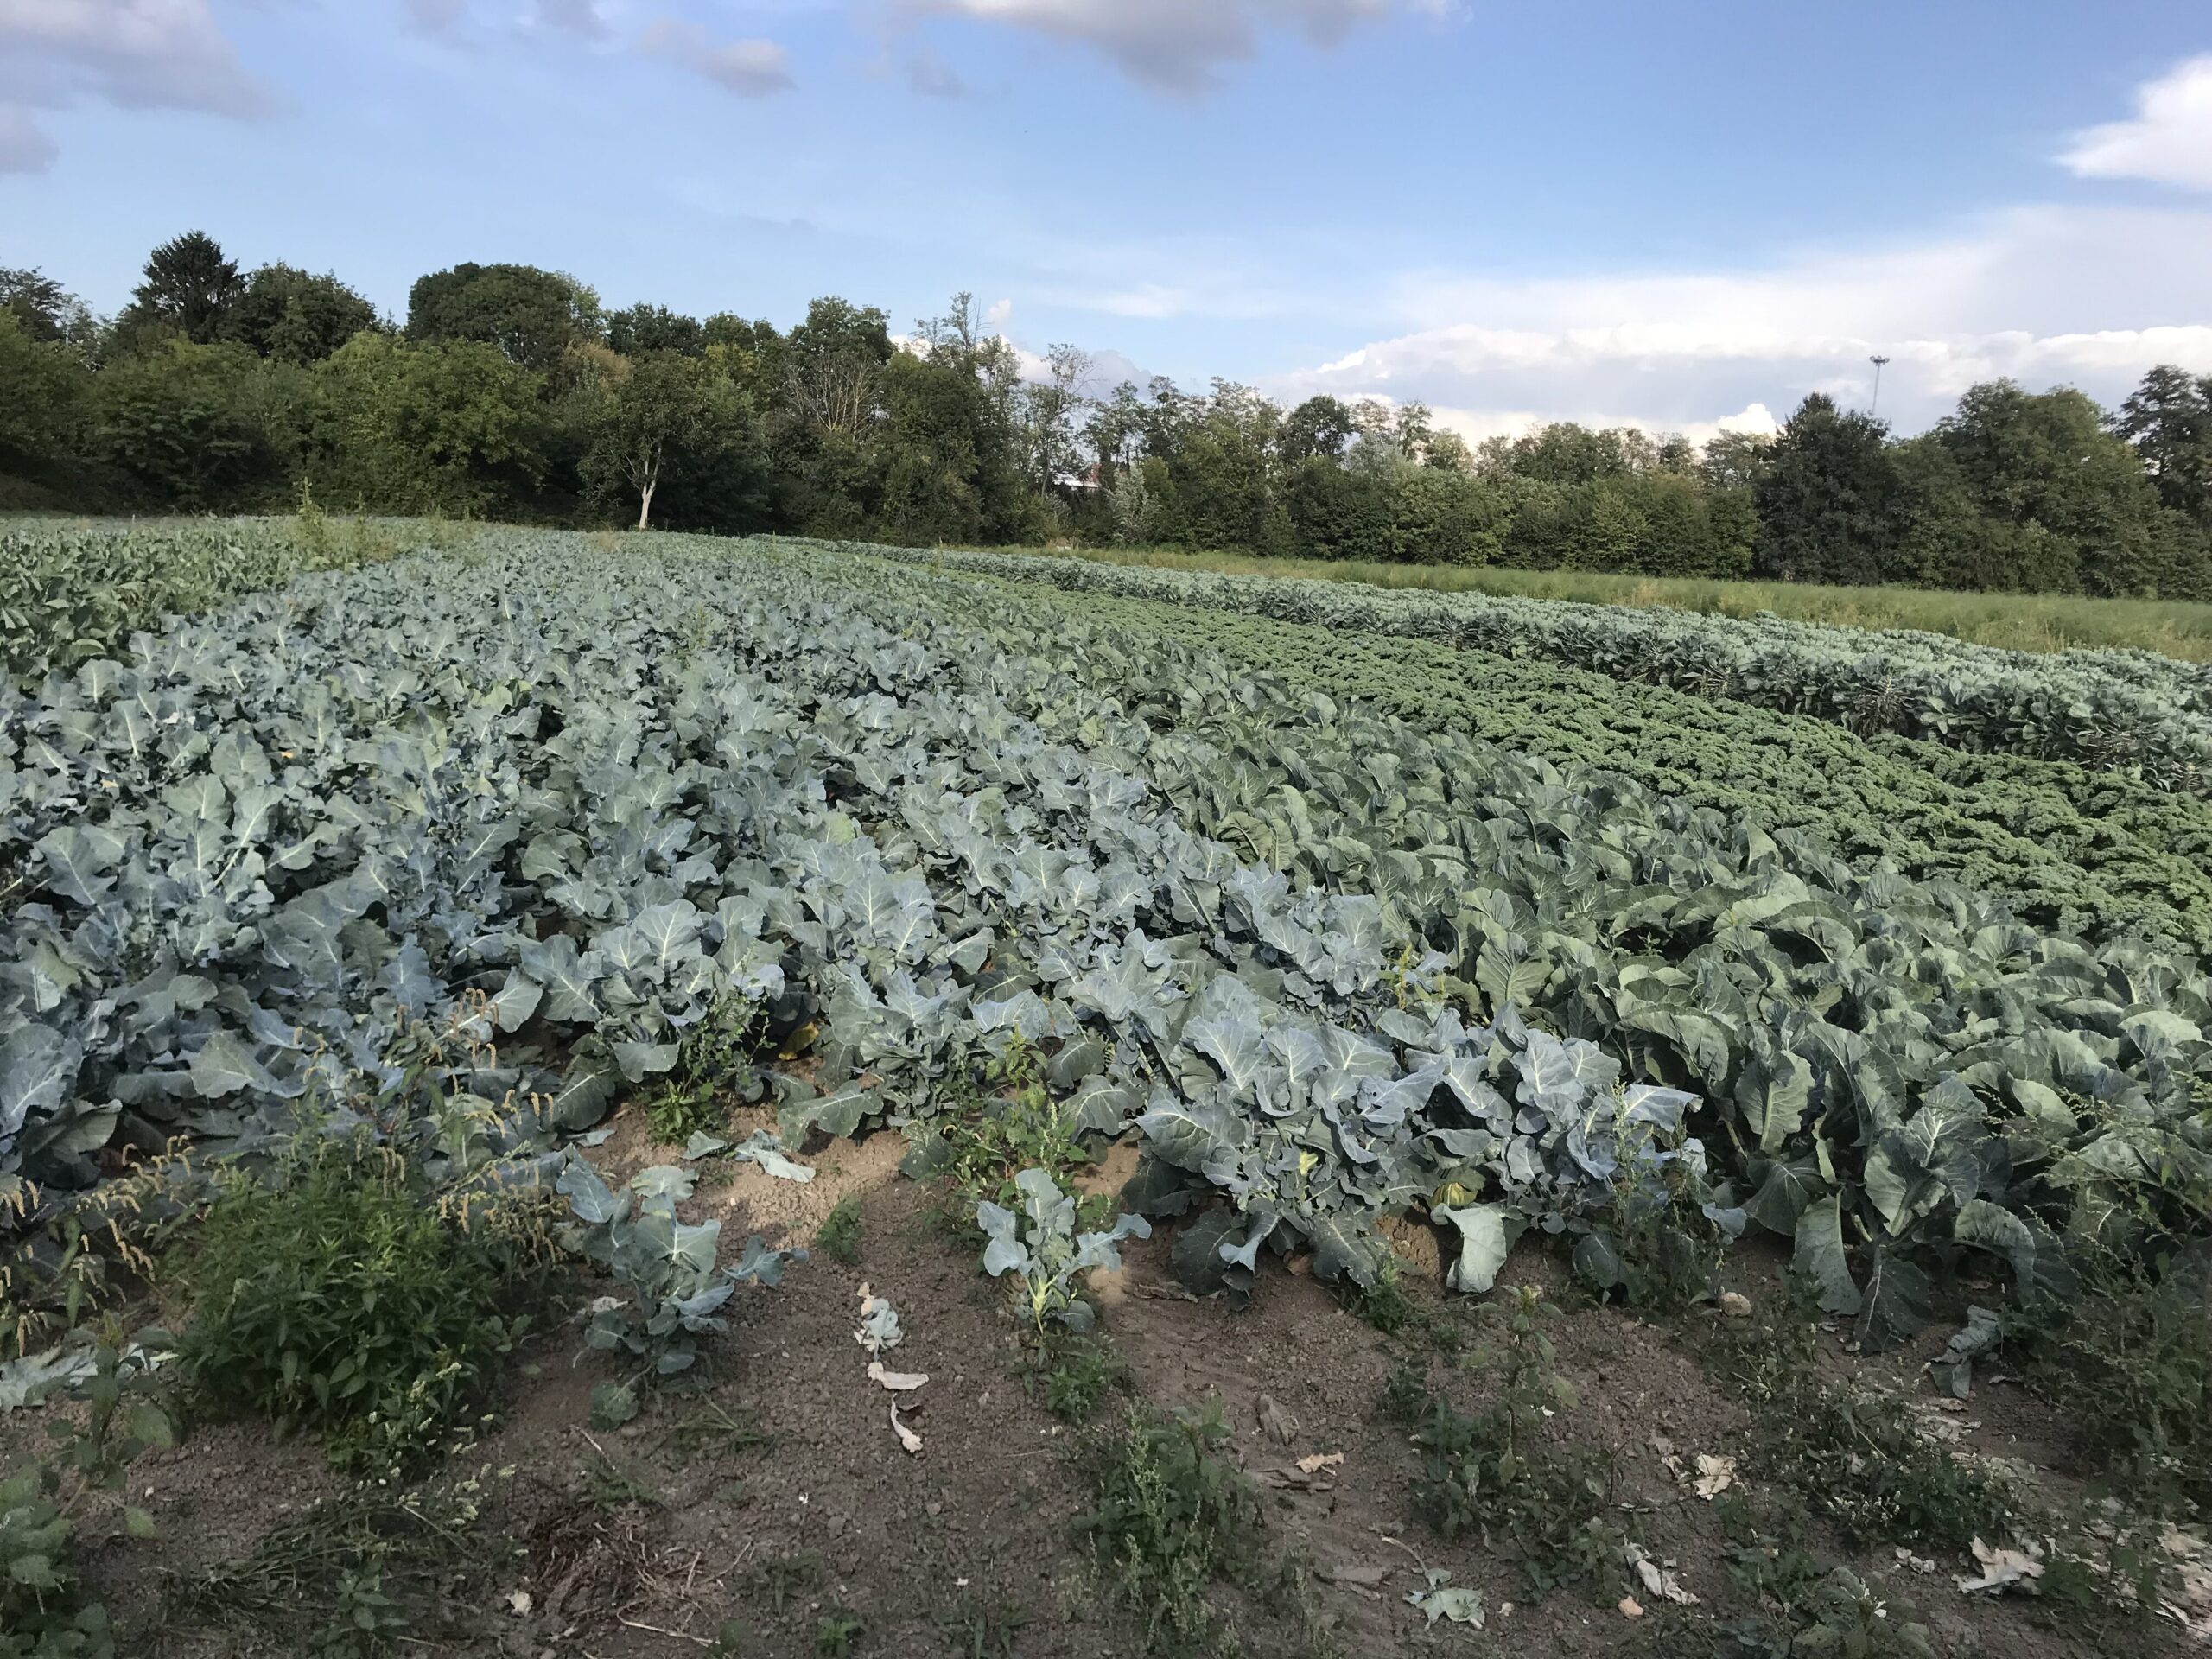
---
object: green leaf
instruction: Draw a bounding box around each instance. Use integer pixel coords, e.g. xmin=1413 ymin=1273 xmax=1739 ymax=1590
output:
xmin=1792 ymin=1195 xmax=1860 ymax=1316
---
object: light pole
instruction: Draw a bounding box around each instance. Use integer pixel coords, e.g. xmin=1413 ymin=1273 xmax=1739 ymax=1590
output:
xmin=1869 ymin=354 xmax=1891 ymax=418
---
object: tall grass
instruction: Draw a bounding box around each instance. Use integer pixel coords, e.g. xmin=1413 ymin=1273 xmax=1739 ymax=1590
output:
xmin=979 ymin=542 xmax=2212 ymax=661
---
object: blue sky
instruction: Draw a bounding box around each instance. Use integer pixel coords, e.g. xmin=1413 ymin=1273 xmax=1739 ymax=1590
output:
xmin=7 ymin=1 xmax=2212 ymax=439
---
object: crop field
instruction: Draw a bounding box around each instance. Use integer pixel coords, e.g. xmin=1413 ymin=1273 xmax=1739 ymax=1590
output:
xmin=3 ymin=518 xmax=2209 ymax=1658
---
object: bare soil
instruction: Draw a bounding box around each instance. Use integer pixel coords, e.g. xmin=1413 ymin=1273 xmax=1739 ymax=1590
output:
xmin=22 ymin=1111 xmax=2188 ymax=1659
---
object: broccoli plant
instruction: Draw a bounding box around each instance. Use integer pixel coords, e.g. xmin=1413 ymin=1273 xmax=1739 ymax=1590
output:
xmin=556 ymin=1155 xmax=799 ymax=1404
xmin=977 ymin=1168 xmax=1149 ymax=1336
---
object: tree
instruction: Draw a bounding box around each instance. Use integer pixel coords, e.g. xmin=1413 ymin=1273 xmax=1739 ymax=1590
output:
xmin=1700 ymin=429 xmax=1773 ymax=492
xmin=1019 ymin=343 xmax=1091 ymax=494
xmin=1751 ymin=394 xmax=1909 ymax=584
xmin=2113 ymin=365 xmax=2212 ymax=526
xmin=0 ymin=269 xmax=97 ymax=350
xmin=1279 ymin=395 xmax=1357 ymax=463
xmin=228 ymin=264 xmax=380 ymax=364
xmin=582 ymin=351 xmax=757 ymax=528
xmin=93 ymin=339 xmax=281 ymax=507
xmin=784 ymin=296 xmax=892 ymax=437
xmin=407 ymin=263 xmax=602 ymax=370
xmin=0 ymin=312 xmax=92 ymax=467
xmin=310 ymin=333 xmax=549 ymax=516
xmin=607 ymin=303 xmax=705 ymax=358
xmin=124 ymin=232 xmax=244 ymax=346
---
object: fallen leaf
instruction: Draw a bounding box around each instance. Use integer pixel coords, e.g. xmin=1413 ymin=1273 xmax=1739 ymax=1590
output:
xmin=866 ymin=1362 xmax=928 ymax=1392
xmin=1956 ymin=1537 xmax=2044 ymax=1595
xmin=1629 ymin=1549 xmax=1699 ymax=1606
xmin=505 ymin=1590 xmax=533 ymax=1616
xmin=1405 ymin=1569 xmax=1484 ymax=1629
xmin=1618 ymin=1596 xmax=1645 ymax=1618
xmin=1296 ymin=1451 xmax=1344 ymax=1475
xmin=1894 ymin=1547 xmax=1936 ymax=1574
xmin=890 ymin=1401 xmax=924 ymax=1456
xmin=1692 ymin=1453 xmax=1736 ymax=1499
xmin=1719 ymin=1292 xmax=1752 ymax=1318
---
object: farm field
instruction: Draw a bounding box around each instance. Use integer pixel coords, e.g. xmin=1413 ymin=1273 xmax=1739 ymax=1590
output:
xmin=958 ymin=540 xmax=2212 ymax=663
xmin=2 ymin=518 xmax=2209 ymax=1659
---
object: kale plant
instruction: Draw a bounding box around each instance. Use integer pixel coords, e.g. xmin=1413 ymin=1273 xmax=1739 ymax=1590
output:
xmin=976 ymin=1167 xmax=1148 ymax=1336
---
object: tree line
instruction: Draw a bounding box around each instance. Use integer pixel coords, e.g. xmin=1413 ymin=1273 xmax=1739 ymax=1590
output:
xmin=5 ymin=231 xmax=2210 ymax=598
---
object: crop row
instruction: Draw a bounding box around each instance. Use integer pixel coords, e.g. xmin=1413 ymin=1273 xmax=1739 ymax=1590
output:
xmin=820 ymin=539 xmax=2212 ymax=793
xmin=4 ymin=530 xmax=2206 ymax=1356
xmin=982 ymin=580 xmax=2212 ymax=953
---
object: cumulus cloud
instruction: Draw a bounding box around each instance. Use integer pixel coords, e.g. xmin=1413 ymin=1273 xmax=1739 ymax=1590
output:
xmin=903 ymin=0 xmax=1443 ymax=93
xmin=1263 ymin=204 xmax=2212 ymax=439
xmin=0 ymin=0 xmax=277 ymax=166
xmin=639 ymin=18 xmax=794 ymax=96
xmin=2062 ymin=54 xmax=2212 ymax=191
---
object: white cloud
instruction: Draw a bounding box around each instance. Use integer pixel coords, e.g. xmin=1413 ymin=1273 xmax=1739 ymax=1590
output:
xmin=1267 ymin=204 xmax=2212 ymax=437
xmin=903 ymin=0 xmax=1444 ymax=93
xmin=2062 ymin=54 xmax=2212 ymax=191
xmin=639 ymin=19 xmax=794 ymax=96
xmin=0 ymin=0 xmax=276 ymax=166
xmin=984 ymin=296 xmax=1014 ymax=328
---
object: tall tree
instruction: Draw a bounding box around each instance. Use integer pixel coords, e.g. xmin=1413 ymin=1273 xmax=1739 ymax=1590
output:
xmin=1279 ymin=395 xmax=1357 ymax=463
xmin=0 ymin=312 xmax=92 ymax=468
xmin=126 ymin=232 xmax=244 ymax=346
xmin=228 ymin=264 xmax=379 ymax=364
xmin=94 ymin=339 xmax=278 ymax=507
xmin=0 ymin=268 xmax=97 ymax=350
xmin=2113 ymin=365 xmax=2212 ymax=527
xmin=407 ymin=263 xmax=601 ymax=371
xmin=607 ymin=302 xmax=706 ymax=358
xmin=310 ymin=334 xmax=549 ymax=516
xmin=1751 ymin=394 xmax=1908 ymax=584
xmin=582 ymin=351 xmax=756 ymax=528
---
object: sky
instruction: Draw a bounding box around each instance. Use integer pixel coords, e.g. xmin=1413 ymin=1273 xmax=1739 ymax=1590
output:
xmin=6 ymin=1 xmax=2212 ymax=441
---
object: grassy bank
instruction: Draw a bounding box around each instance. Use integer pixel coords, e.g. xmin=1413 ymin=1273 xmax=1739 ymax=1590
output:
xmin=972 ymin=541 xmax=2212 ymax=660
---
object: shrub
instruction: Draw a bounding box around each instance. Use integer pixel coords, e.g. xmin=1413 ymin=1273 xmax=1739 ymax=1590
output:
xmin=176 ymin=1139 xmax=537 ymax=1478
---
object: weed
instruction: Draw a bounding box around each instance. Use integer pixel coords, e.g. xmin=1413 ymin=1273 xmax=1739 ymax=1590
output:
xmin=1344 ymin=1247 xmax=1421 ymax=1334
xmin=0 ymin=1153 xmax=201 ymax=1361
xmin=709 ymin=1619 xmax=751 ymax=1655
xmin=1580 ymin=1160 xmax=1726 ymax=1315
xmin=814 ymin=1607 xmax=865 ymax=1656
xmin=645 ymin=994 xmax=766 ymax=1145
xmin=2003 ymin=1241 xmax=2211 ymax=1513
xmin=1632 ymin=1496 xmax=1937 ymax=1659
xmin=0 ymin=1332 xmax=175 ymax=1657
xmin=814 ymin=1195 xmax=865 ymax=1266
xmin=663 ymin=1397 xmax=775 ymax=1461
xmin=914 ymin=1034 xmax=1109 ymax=1233
xmin=757 ymin=1549 xmax=824 ymax=1615
xmin=175 ymin=1136 xmax=533 ymax=1480
xmin=1711 ymin=1290 xmax=2019 ymax=1553
xmin=932 ymin=1592 xmax=1032 ymax=1656
xmin=1411 ymin=1287 xmax=1627 ymax=1600
xmin=1039 ymin=1334 xmax=1121 ymax=1425
xmin=166 ymin=1468 xmax=514 ymax=1653
xmin=581 ymin=1447 xmax=658 ymax=1511
xmin=1075 ymin=1401 xmax=1265 ymax=1654
xmin=1374 ymin=1357 xmax=1432 ymax=1426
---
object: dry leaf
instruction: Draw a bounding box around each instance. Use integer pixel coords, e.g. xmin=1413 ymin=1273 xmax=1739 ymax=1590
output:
xmin=1956 ymin=1537 xmax=2044 ymax=1595
xmin=505 ymin=1590 xmax=533 ymax=1616
xmin=890 ymin=1400 xmax=924 ymax=1456
xmin=1719 ymin=1292 xmax=1752 ymax=1318
xmin=1630 ymin=1551 xmax=1699 ymax=1605
xmin=1618 ymin=1596 xmax=1645 ymax=1618
xmin=867 ymin=1361 xmax=928 ymax=1392
xmin=1692 ymin=1453 xmax=1736 ymax=1499
xmin=1296 ymin=1451 xmax=1345 ymax=1475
